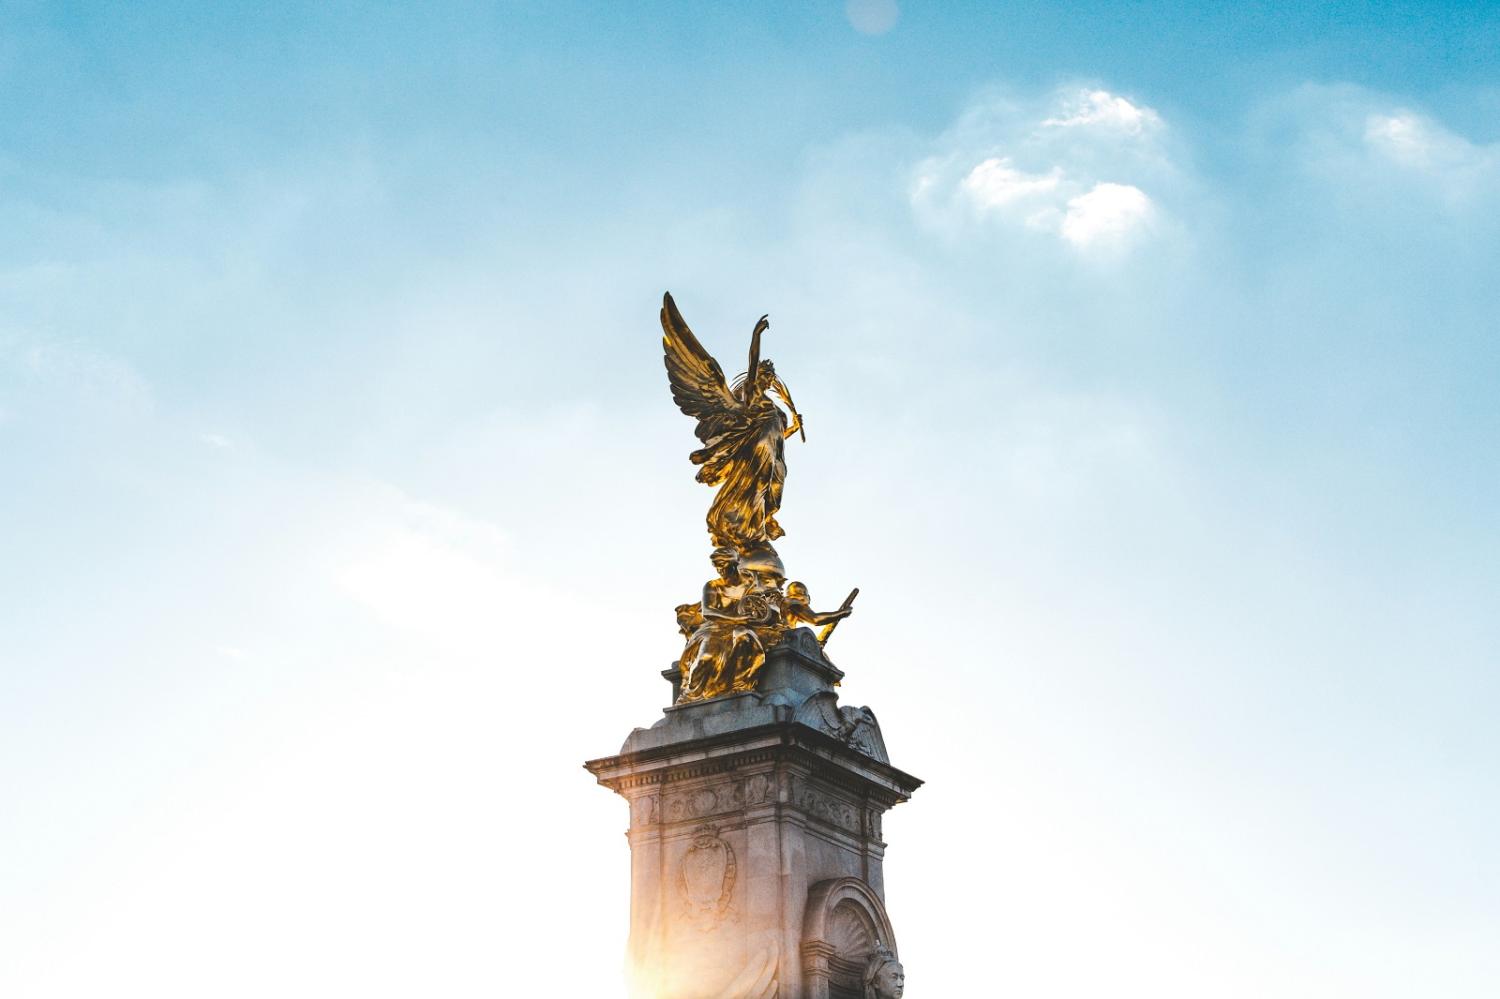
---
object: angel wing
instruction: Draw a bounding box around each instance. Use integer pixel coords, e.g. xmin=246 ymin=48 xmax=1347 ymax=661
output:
xmin=662 ymin=292 xmax=741 ymax=438
xmin=661 ymin=292 xmax=796 ymax=547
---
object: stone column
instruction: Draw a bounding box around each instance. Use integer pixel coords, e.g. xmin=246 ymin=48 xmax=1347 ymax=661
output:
xmin=586 ymin=630 xmax=921 ymax=999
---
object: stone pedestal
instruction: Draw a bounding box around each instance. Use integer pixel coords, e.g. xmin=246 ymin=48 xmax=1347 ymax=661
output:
xmin=585 ymin=629 xmax=922 ymax=999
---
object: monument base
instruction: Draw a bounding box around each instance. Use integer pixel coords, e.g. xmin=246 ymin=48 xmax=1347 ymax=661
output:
xmin=585 ymin=629 xmax=922 ymax=999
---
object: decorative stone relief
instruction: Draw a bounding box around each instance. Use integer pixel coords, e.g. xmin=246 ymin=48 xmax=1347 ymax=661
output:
xmin=793 ymin=779 xmax=861 ymax=834
xmin=631 ymin=794 xmax=660 ymax=826
xmin=744 ymin=772 xmax=774 ymax=806
xmin=662 ymin=774 xmax=777 ymax=824
xmin=794 ymin=692 xmax=890 ymax=763
xmin=679 ymin=825 xmax=737 ymax=930
xmin=666 ymin=788 xmax=717 ymax=823
xmin=837 ymin=706 xmax=888 ymax=763
xmin=827 ymin=900 xmax=876 ymax=958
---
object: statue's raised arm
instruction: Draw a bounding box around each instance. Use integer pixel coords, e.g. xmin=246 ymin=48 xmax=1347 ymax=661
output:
xmin=661 ymin=292 xmax=802 ymax=554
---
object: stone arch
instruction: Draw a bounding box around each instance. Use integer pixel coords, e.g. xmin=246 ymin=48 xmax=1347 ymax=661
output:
xmin=801 ymin=878 xmax=898 ymax=999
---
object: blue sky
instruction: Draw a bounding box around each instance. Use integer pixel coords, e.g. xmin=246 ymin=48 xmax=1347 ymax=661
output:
xmin=3 ymin=2 xmax=1498 ymax=996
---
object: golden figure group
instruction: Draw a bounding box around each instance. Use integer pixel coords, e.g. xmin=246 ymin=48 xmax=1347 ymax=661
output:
xmin=662 ymin=293 xmax=856 ymax=702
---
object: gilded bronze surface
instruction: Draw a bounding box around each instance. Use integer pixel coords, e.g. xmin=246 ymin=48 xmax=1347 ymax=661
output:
xmin=662 ymin=292 xmax=803 ymax=553
xmin=662 ymin=292 xmax=855 ymax=703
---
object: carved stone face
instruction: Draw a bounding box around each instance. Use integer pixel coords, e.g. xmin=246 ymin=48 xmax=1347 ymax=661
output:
xmin=874 ymin=960 xmax=905 ymax=999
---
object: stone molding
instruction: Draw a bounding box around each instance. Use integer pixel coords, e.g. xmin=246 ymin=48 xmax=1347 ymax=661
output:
xmin=588 ymin=722 xmax=921 ymax=808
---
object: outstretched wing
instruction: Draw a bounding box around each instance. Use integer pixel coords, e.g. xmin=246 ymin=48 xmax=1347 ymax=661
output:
xmin=662 ymin=292 xmax=745 ymax=445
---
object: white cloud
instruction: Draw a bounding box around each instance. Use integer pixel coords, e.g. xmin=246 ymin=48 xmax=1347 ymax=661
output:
xmin=909 ymin=87 xmax=1174 ymax=254
xmin=1362 ymin=110 xmax=1498 ymax=191
xmin=1365 ymin=112 xmax=1439 ymax=166
xmin=1044 ymin=89 xmax=1163 ymax=134
xmin=961 ymin=157 xmax=1062 ymax=209
xmin=1060 ymin=182 xmax=1154 ymax=247
xmin=1271 ymin=86 xmax=1500 ymax=210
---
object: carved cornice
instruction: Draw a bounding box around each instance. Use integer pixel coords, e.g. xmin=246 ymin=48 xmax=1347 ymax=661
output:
xmin=605 ymin=748 xmax=783 ymax=792
xmin=584 ymin=720 xmax=922 ymax=805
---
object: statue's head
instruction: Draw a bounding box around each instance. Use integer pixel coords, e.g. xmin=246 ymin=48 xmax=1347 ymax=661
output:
xmin=786 ymin=581 xmax=809 ymax=602
xmin=710 ymin=546 xmax=740 ymax=579
xmin=738 ymin=543 xmax=786 ymax=591
xmin=732 ymin=359 xmax=779 ymax=399
xmin=863 ymin=944 xmax=904 ymax=999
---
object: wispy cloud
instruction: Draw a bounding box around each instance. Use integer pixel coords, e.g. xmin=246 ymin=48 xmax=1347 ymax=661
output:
xmin=1043 ymin=88 xmax=1164 ymax=134
xmin=12 ymin=337 xmax=153 ymax=409
xmin=1363 ymin=109 xmax=1500 ymax=195
xmin=910 ymin=86 xmax=1175 ymax=254
xmin=1261 ymin=85 xmax=1500 ymax=212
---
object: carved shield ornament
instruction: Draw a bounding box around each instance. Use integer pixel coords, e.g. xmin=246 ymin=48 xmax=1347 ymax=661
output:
xmin=680 ymin=826 xmax=737 ymax=928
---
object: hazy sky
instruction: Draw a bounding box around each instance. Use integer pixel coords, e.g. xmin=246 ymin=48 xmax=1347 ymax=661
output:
xmin=3 ymin=2 xmax=1498 ymax=996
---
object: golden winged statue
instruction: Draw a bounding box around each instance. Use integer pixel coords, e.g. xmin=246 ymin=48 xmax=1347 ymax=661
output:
xmin=662 ymin=292 xmax=856 ymax=703
xmin=661 ymin=291 xmax=805 ymax=556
